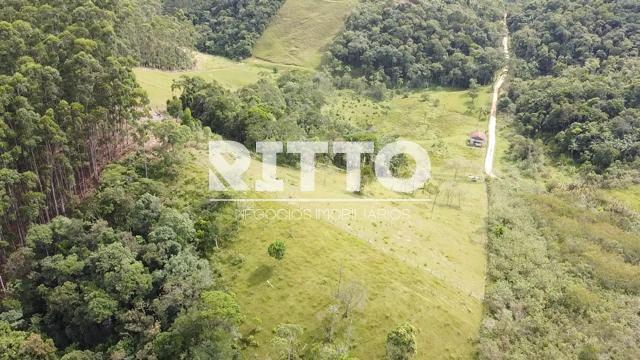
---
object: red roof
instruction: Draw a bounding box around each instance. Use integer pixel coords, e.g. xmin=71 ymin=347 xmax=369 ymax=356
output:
xmin=470 ymin=131 xmax=486 ymax=140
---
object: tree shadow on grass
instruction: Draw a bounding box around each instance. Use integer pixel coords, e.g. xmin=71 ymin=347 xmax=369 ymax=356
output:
xmin=248 ymin=264 xmax=274 ymax=287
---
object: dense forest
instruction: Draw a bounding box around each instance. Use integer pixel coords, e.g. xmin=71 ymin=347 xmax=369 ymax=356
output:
xmin=508 ymin=0 xmax=640 ymax=77
xmin=115 ymin=0 xmax=196 ymax=70
xmin=0 ymin=0 xmax=197 ymax=252
xmin=163 ymin=0 xmax=286 ymax=59
xmin=1 ymin=124 xmax=246 ymax=358
xmin=506 ymin=59 xmax=640 ymax=172
xmin=502 ymin=0 xmax=640 ymax=172
xmin=326 ymin=0 xmax=505 ymax=88
xmin=0 ymin=0 xmax=150 ymax=253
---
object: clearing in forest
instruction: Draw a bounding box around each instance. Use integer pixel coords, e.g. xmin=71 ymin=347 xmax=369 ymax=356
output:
xmin=164 ymin=88 xmax=493 ymax=358
xmin=134 ymin=53 xmax=284 ymax=110
xmin=252 ymin=0 xmax=358 ymax=68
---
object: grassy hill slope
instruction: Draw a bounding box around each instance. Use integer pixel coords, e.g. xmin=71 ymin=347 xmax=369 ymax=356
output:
xmin=169 ymin=152 xmax=487 ymax=358
xmin=252 ymin=0 xmax=358 ymax=68
xmin=606 ymin=186 xmax=640 ymax=212
xmin=132 ymin=10 xmax=496 ymax=350
xmin=159 ymin=85 xmax=492 ymax=358
xmin=134 ymin=53 xmax=294 ymax=110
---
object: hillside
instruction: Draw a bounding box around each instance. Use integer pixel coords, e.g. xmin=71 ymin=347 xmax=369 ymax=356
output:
xmin=253 ymin=0 xmax=359 ymax=68
xmin=165 ymin=85 xmax=493 ymax=358
xmin=0 ymin=0 xmax=502 ymax=357
xmin=134 ymin=53 xmax=276 ymax=110
xmin=478 ymin=0 xmax=640 ymax=358
xmin=2 ymin=0 xmax=639 ymax=359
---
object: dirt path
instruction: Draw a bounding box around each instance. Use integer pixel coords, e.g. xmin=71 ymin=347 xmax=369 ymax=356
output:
xmin=484 ymin=14 xmax=510 ymax=178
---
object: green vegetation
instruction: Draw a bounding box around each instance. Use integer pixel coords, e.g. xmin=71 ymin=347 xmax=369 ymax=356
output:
xmin=253 ymin=0 xmax=359 ymax=68
xmin=162 ymin=82 xmax=491 ymax=358
xmin=84 ymin=39 xmax=494 ymax=355
xmin=1 ymin=125 xmax=244 ymax=358
xmin=508 ymin=0 xmax=640 ymax=77
xmin=480 ymin=160 xmax=640 ymax=358
xmin=164 ymin=0 xmax=286 ymax=59
xmin=267 ymin=240 xmax=286 ymax=261
xmin=5 ymin=0 xmax=639 ymax=358
xmin=115 ymin=0 xmax=196 ymax=70
xmin=327 ymin=0 xmax=505 ymax=88
xmin=480 ymin=3 xmax=640 ymax=356
xmin=172 ymin=71 xmax=356 ymax=149
xmin=0 ymin=320 xmax=56 ymax=359
xmin=386 ymin=324 xmax=418 ymax=360
xmin=503 ymin=0 xmax=640 ymax=172
xmin=507 ymin=59 xmax=640 ymax=172
xmin=133 ymin=53 xmax=279 ymax=110
xmin=478 ymin=1 xmax=640 ymax=357
xmin=606 ymin=186 xmax=640 ymax=212
xmin=213 ymin=157 xmax=482 ymax=358
xmin=271 ymin=323 xmax=305 ymax=359
xmin=324 ymin=87 xmax=492 ymax=167
xmin=0 ymin=0 xmax=147 ymax=251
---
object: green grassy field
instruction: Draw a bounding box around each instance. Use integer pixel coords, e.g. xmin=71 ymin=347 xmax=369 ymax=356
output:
xmin=252 ymin=0 xmax=358 ymax=68
xmin=132 ymin=12 xmax=497 ymax=351
xmin=606 ymin=185 xmax=640 ymax=212
xmin=134 ymin=0 xmax=361 ymax=107
xmin=133 ymin=53 xmax=301 ymax=110
xmin=324 ymin=88 xmax=492 ymax=167
xmin=160 ymin=86 xmax=492 ymax=358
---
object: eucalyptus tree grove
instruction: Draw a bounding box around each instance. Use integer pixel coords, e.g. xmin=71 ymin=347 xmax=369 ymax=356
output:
xmin=0 ymin=0 xmax=149 ymax=252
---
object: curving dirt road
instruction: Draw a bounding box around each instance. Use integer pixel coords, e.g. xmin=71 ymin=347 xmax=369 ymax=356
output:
xmin=484 ymin=15 xmax=510 ymax=178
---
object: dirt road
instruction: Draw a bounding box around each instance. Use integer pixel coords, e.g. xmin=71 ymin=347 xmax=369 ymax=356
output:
xmin=484 ymin=15 xmax=510 ymax=178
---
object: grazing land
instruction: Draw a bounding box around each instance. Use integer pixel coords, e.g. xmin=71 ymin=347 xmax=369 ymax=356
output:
xmin=252 ymin=0 xmax=359 ymax=68
xmin=134 ymin=53 xmax=285 ymax=110
xmin=160 ymin=85 xmax=493 ymax=358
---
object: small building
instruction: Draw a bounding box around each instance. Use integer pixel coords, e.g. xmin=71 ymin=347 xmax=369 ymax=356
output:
xmin=468 ymin=131 xmax=486 ymax=147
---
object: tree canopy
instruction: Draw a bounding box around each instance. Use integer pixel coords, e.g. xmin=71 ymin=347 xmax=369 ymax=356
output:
xmin=503 ymin=0 xmax=640 ymax=172
xmin=0 ymin=0 xmax=149 ymax=251
xmin=164 ymin=0 xmax=286 ymax=59
xmin=171 ymin=71 xmax=353 ymax=149
xmin=326 ymin=0 xmax=505 ymax=88
xmin=1 ymin=127 xmax=243 ymax=358
xmin=507 ymin=58 xmax=640 ymax=171
xmin=508 ymin=0 xmax=640 ymax=77
xmin=115 ymin=0 xmax=196 ymax=70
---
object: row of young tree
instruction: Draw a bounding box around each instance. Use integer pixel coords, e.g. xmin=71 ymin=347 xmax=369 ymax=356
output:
xmin=326 ymin=0 xmax=505 ymax=89
xmin=503 ymin=0 xmax=640 ymax=172
xmin=0 ymin=0 xmax=196 ymax=256
xmin=163 ymin=0 xmax=286 ymax=59
xmin=0 ymin=0 xmax=151 ymax=254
